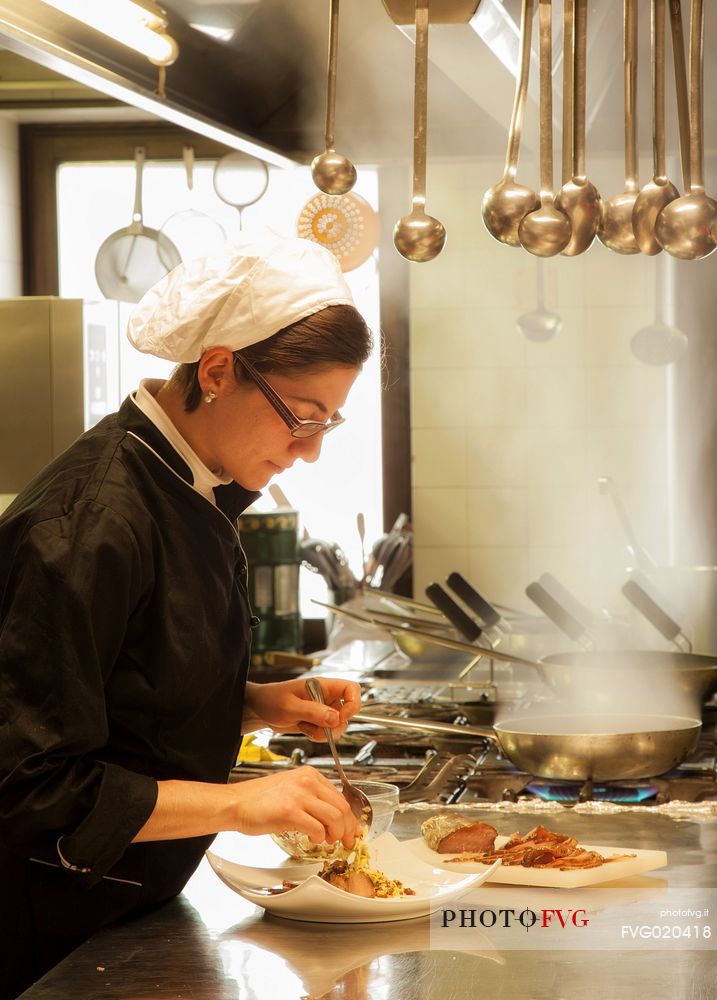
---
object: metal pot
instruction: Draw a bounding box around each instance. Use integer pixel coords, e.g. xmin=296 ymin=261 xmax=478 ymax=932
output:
xmin=353 ymin=710 xmax=702 ymax=781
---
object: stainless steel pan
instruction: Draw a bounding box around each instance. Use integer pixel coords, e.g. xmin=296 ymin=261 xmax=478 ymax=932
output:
xmin=317 ymin=600 xmax=717 ymax=703
xmin=353 ymin=710 xmax=702 ymax=781
xmin=395 ymin=623 xmax=717 ymax=703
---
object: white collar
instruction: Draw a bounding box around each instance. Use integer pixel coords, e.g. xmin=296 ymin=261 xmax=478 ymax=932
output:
xmin=132 ymin=379 xmax=233 ymax=504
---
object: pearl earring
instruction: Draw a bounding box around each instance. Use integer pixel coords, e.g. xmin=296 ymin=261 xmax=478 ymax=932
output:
xmin=204 ymin=391 xmax=216 ymax=404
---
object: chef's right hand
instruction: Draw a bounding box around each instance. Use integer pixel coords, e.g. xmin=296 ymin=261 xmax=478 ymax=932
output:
xmin=231 ymin=766 xmax=362 ymax=847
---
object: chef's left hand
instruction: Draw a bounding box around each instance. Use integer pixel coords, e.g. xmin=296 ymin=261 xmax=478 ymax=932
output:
xmin=243 ymin=677 xmax=362 ymax=741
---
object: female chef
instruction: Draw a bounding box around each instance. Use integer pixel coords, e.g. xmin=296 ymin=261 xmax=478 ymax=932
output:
xmin=0 ymin=235 xmax=372 ymax=998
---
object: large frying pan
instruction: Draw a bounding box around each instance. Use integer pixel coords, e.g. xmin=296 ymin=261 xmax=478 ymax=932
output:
xmin=353 ymin=710 xmax=702 ymax=781
xmin=316 ymin=599 xmax=717 ymax=703
xmin=391 ymin=623 xmax=717 ymax=704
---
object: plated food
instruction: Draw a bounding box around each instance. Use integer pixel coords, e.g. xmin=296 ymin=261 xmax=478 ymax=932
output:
xmin=205 ymin=831 xmax=501 ymax=923
xmin=262 ymin=839 xmax=415 ymax=898
xmin=421 ymin=816 xmax=635 ymax=871
xmin=405 ymin=814 xmax=668 ymax=889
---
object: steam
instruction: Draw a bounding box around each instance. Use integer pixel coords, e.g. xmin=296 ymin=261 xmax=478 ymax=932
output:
xmin=497 ymin=649 xmax=703 ymax=728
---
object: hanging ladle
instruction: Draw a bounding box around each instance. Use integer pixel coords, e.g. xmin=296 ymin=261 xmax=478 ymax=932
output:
xmin=630 ymin=253 xmax=688 ymax=364
xmin=655 ymin=0 xmax=717 ymax=259
xmin=632 ymin=0 xmax=680 ymax=255
xmin=393 ymin=0 xmax=446 ymax=262
xmin=311 ymin=0 xmax=357 ymax=196
xmin=481 ymin=0 xmax=539 ymax=247
xmin=598 ymin=0 xmax=640 ymax=254
xmin=516 ymin=258 xmax=562 ymax=341
xmin=518 ymin=0 xmax=571 ymax=257
xmin=555 ymin=0 xmax=601 ymax=256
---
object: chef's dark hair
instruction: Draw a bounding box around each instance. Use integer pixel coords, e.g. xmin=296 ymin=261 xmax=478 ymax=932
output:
xmin=173 ymin=304 xmax=373 ymax=412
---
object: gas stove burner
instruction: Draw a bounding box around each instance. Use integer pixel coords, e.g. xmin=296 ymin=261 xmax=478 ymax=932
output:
xmin=525 ymin=782 xmax=659 ymax=805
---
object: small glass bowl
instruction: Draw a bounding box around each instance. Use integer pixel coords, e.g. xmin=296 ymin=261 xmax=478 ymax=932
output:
xmin=271 ymin=780 xmax=400 ymax=861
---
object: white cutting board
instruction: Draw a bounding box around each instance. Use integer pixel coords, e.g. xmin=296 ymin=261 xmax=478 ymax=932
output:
xmin=403 ymin=836 xmax=668 ymax=889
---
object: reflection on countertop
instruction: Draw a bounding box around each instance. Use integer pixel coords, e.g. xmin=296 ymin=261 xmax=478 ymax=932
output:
xmin=21 ymin=809 xmax=717 ymax=1000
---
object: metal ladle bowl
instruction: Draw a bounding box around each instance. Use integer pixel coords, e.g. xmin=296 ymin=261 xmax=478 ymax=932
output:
xmin=481 ymin=0 xmax=538 ymax=246
xmin=655 ymin=191 xmax=717 ymax=260
xmin=517 ymin=305 xmax=563 ymax=342
xmin=518 ymin=0 xmax=571 ymax=258
xmin=655 ymin=0 xmax=717 ymax=259
xmin=393 ymin=210 xmax=446 ymax=263
xmin=630 ymin=320 xmax=688 ymax=365
xmin=312 ymin=0 xmax=356 ymax=196
xmin=311 ymin=149 xmax=357 ymax=197
xmin=393 ymin=0 xmax=446 ymax=263
xmin=633 ymin=178 xmax=680 ymax=255
xmin=632 ymin=0 xmax=679 ymax=255
xmin=517 ymin=259 xmax=562 ymax=341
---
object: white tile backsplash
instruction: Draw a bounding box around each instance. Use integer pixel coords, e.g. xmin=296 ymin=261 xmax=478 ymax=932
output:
xmin=409 ymin=158 xmax=669 ymax=608
xmin=412 ymin=488 xmax=468 ymax=548
xmin=411 ymin=428 xmax=467 ymax=488
xmin=467 ymin=488 xmax=528 ymax=547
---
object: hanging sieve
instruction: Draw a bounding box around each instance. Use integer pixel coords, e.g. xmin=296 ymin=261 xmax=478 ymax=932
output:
xmin=296 ymin=191 xmax=379 ymax=272
xmin=212 ymin=151 xmax=270 ymax=228
xmin=94 ymin=146 xmax=181 ymax=304
xmin=159 ymin=145 xmax=227 ymax=267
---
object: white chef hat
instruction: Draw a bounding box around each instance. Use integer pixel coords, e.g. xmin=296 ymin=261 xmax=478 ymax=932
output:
xmin=127 ymin=233 xmax=355 ymax=363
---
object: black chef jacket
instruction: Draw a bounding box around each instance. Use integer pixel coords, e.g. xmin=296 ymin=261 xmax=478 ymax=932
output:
xmin=0 ymin=394 xmax=260 ymax=997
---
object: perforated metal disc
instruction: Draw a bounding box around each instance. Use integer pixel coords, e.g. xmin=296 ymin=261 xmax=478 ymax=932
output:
xmin=296 ymin=192 xmax=379 ymax=272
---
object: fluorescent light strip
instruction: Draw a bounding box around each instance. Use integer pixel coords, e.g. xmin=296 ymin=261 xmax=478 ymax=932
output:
xmin=0 ymin=20 xmax=297 ymax=169
xmin=40 ymin=0 xmax=176 ymax=65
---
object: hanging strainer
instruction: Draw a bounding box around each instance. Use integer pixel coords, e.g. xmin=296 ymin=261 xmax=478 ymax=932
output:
xmin=212 ymin=151 xmax=270 ymax=228
xmin=159 ymin=145 xmax=227 ymax=266
xmin=94 ymin=146 xmax=181 ymax=303
xmin=296 ymin=191 xmax=379 ymax=272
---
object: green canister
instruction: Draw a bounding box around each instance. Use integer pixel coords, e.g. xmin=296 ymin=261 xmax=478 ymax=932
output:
xmin=237 ymin=509 xmax=302 ymax=665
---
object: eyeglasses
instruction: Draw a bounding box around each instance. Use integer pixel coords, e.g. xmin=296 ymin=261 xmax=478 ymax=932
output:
xmin=233 ymin=352 xmax=345 ymax=439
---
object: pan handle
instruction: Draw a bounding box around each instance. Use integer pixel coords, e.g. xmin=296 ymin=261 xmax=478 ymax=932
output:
xmin=353 ymin=711 xmax=497 ymax=742
xmin=538 ymin=573 xmax=593 ymax=630
xmin=425 ymin=583 xmax=483 ymax=642
xmin=621 ymin=578 xmax=692 ymax=652
xmin=445 ymin=573 xmax=502 ymax=628
xmin=525 ymin=581 xmax=594 ymax=649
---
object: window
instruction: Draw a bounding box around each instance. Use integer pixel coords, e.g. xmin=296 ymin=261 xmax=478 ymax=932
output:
xmin=55 ymin=157 xmax=383 ymax=589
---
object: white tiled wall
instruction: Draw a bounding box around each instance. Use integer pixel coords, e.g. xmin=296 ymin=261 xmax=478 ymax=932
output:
xmin=0 ymin=115 xmax=21 ymax=297
xmin=409 ymin=157 xmax=668 ymax=615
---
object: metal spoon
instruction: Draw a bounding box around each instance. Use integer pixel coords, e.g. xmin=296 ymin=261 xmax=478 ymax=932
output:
xmin=598 ymin=0 xmax=641 ymax=254
xmin=393 ymin=0 xmax=446 ymax=262
xmin=518 ymin=0 xmax=571 ymax=257
xmin=304 ymin=678 xmax=373 ymax=833
xmin=481 ymin=0 xmax=539 ymax=247
xmin=516 ymin=258 xmax=562 ymax=341
xmin=655 ymin=0 xmax=717 ymax=259
xmin=311 ymin=0 xmax=357 ymax=196
xmin=555 ymin=0 xmax=601 ymax=256
xmin=633 ymin=0 xmax=680 ymax=255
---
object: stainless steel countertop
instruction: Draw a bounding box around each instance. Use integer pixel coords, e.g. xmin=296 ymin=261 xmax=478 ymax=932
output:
xmin=21 ymin=808 xmax=717 ymax=1000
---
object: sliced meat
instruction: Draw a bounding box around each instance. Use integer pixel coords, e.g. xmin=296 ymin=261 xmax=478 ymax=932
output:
xmin=346 ymin=871 xmax=376 ymax=898
xmin=437 ymin=822 xmax=497 ymax=855
xmin=324 ymin=872 xmax=348 ymax=891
